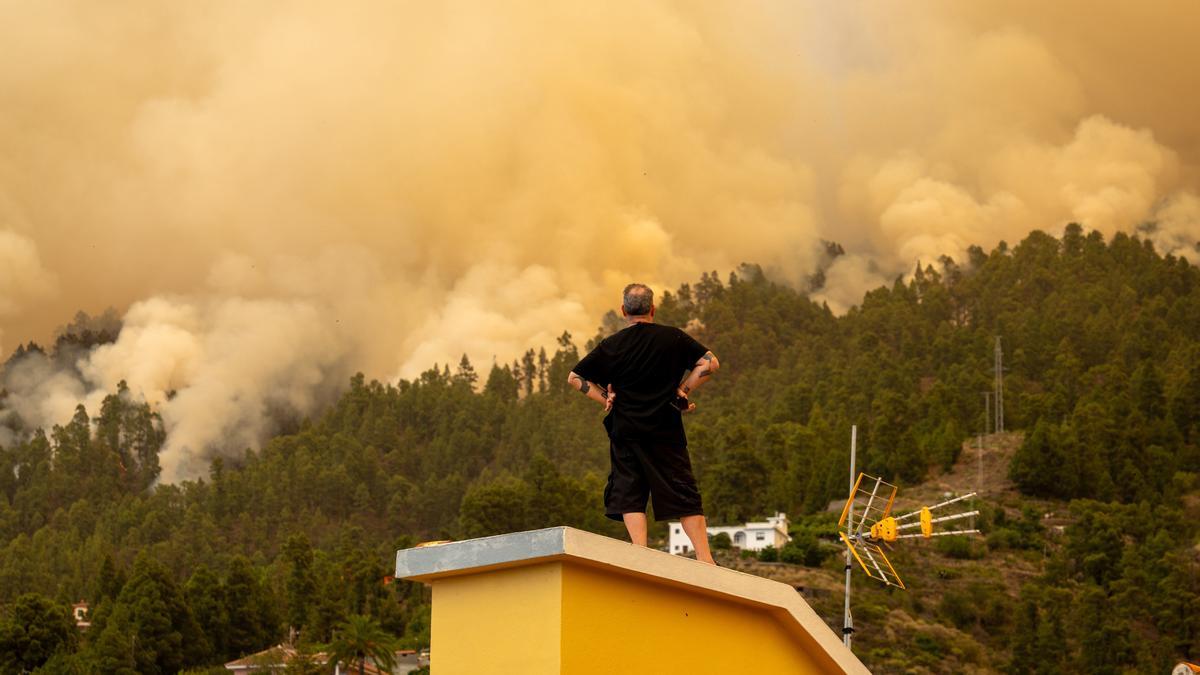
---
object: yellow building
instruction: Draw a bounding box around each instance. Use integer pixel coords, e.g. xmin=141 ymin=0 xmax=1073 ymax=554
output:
xmin=396 ymin=526 xmax=870 ymax=674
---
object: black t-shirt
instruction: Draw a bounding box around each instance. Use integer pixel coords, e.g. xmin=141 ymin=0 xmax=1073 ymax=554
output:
xmin=571 ymin=322 xmax=709 ymax=446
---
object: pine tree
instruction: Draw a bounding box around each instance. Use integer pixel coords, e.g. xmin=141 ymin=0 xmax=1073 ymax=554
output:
xmin=283 ymin=534 xmax=317 ymax=638
xmin=484 ymin=364 xmax=519 ymax=401
xmin=108 ymin=553 xmax=209 ymax=673
xmin=1006 ymin=595 xmax=1039 ymax=674
xmin=86 ymin=622 xmax=138 ymax=675
xmin=1075 ymin=584 xmax=1133 ymax=673
xmin=458 ymin=475 xmax=531 ymax=538
xmin=0 ymin=593 xmax=77 ymax=671
xmin=185 ymin=564 xmax=228 ymax=659
xmin=224 ymin=556 xmax=275 ymax=660
xmin=520 ymin=349 xmax=537 ymax=398
xmin=1009 ymin=420 xmax=1072 ymax=498
xmin=454 ymin=354 xmax=478 ymax=389
xmin=97 ymin=553 xmax=126 ymax=602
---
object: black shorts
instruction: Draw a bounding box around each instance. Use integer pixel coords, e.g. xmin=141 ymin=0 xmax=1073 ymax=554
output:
xmin=603 ymin=438 xmax=704 ymax=521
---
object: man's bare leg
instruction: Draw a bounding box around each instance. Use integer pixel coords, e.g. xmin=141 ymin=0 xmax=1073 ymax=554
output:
xmin=622 ymin=512 xmax=648 ymax=546
xmin=680 ymin=514 xmax=715 ymax=564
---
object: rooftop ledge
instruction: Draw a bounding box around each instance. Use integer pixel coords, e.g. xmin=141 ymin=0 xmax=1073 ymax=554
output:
xmin=396 ymin=526 xmax=869 ymax=675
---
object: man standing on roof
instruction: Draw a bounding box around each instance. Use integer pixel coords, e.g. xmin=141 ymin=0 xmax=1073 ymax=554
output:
xmin=567 ymin=283 xmax=721 ymax=565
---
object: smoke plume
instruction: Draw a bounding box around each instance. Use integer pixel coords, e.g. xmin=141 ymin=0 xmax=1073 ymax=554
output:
xmin=1 ymin=1 xmax=1198 ymax=480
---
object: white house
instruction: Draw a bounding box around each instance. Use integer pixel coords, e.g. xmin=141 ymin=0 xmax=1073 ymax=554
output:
xmin=667 ymin=512 xmax=791 ymax=555
xmin=71 ymin=602 xmax=90 ymax=631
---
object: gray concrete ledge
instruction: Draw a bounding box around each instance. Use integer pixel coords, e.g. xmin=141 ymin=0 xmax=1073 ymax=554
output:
xmin=395 ymin=527 xmax=569 ymax=580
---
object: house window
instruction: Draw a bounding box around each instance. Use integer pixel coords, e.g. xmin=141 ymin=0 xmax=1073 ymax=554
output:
xmin=682 ymin=545 xmax=690 ymax=553
xmin=756 ymin=532 xmax=766 ymax=541
xmin=734 ymin=532 xmax=745 ymax=545
xmin=675 ymin=527 xmax=681 ymax=535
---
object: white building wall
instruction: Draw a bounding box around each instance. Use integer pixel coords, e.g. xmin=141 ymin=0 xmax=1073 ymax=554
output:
xmin=668 ymin=523 xmax=691 ymax=554
xmin=667 ymin=513 xmax=791 ymax=555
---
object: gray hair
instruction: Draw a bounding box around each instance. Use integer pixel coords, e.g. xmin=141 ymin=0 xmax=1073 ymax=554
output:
xmin=622 ymin=283 xmax=654 ymax=315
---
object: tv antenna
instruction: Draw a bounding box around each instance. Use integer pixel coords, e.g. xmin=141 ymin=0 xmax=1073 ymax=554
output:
xmin=838 ymin=427 xmax=981 ymax=649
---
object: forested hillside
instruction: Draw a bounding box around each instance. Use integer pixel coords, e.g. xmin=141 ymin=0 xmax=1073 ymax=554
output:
xmin=1 ymin=224 xmax=1198 ymax=673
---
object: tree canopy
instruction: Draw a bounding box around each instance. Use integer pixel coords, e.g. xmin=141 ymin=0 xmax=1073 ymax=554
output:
xmin=0 ymin=225 xmax=1197 ymax=672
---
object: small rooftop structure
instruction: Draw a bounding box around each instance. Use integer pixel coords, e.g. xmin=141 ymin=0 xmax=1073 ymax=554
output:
xmin=396 ymin=526 xmax=868 ymax=674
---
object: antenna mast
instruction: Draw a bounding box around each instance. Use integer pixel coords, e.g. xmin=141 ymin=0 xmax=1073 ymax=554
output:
xmin=843 ymin=425 xmax=856 ymax=649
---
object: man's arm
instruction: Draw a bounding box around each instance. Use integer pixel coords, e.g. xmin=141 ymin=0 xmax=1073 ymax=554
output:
xmin=567 ymin=371 xmax=613 ymax=410
xmin=678 ymin=351 xmax=720 ymax=400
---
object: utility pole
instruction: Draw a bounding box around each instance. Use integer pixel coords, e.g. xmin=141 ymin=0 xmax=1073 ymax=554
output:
xmin=843 ymin=425 xmax=857 ymax=650
xmin=993 ymin=336 xmax=1004 ymax=434
xmin=983 ymin=392 xmax=991 ymax=437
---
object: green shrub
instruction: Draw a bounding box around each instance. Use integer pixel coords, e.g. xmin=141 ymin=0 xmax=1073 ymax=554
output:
xmin=940 ymin=588 xmax=976 ymax=629
xmin=779 ymin=533 xmax=830 ymax=567
xmin=913 ymin=632 xmax=945 ymax=657
xmin=987 ymin=508 xmax=1044 ymax=551
xmin=935 ymin=566 xmax=962 ymax=580
xmin=758 ymin=545 xmax=778 ymax=562
xmin=935 ymin=535 xmax=978 ymax=559
xmin=855 ymin=602 xmax=888 ymax=622
xmin=779 ymin=543 xmax=804 ymax=565
xmin=986 ymin=527 xmax=1020 ymax=551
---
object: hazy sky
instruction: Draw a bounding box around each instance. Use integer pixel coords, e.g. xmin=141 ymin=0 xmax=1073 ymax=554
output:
xmin=2 ymin=1 xmax=1198 ymax=479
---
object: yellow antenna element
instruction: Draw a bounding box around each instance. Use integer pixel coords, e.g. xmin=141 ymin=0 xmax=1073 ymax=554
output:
xmin=837 ymin=473 xmax=866 ymax=528
xmin=839 ymin=532 xmax=867 ymax=572
xmin=870 ymin=516 xmax=898 ymax=542
xmin=839 ymin=532 xmax=905 ymax=589
xmin=838 ymin=473 xmax=898 ymax=534
xmin=838 ymin=472 xmax=980 ymax=591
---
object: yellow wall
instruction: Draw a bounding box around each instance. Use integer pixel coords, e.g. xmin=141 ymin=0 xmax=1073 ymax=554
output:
xmin=431 ymin=563 xmax=563 ymax=675
xmin=560 ymin=562 xmax=836 ymax=674
xmin=429 ymin=560 xmax=844 ymax=674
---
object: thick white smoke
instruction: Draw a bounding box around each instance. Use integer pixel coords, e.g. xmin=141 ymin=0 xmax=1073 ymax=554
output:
xmin=1148 ymin=192 xmax=1200 ymax=263
xmin=1 ymin=1 xmax=1198 ymax=480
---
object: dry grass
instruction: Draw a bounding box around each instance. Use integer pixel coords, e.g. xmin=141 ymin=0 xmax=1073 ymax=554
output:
xmin=899 ymin=432 xmax=1023 ymax=509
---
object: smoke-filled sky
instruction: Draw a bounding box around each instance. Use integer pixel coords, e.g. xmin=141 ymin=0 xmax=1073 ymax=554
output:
xmin=2 ymin=1 xmax=1199 ymax=481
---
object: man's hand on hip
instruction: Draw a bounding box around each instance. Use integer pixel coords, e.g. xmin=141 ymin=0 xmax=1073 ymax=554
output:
xmin=674 ymin=387 xmax=697 ymax=414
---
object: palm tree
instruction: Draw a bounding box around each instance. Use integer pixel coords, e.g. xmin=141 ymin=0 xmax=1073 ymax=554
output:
xmin=325 ymin=614 xmax=399 ymax=675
